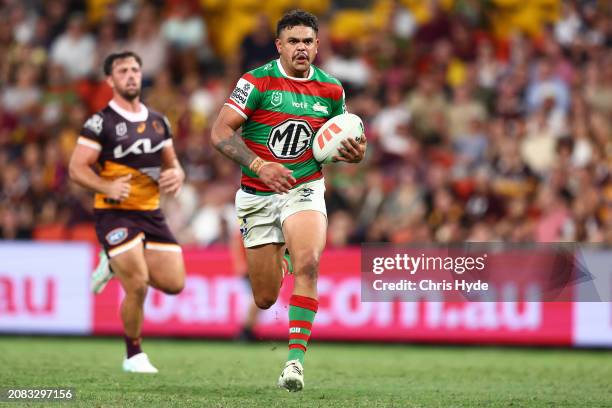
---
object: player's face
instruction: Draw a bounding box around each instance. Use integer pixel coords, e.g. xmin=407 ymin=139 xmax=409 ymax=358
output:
xmin=276 ymin=25 xmax=318 ymax=77
xmin=107 ymin=57 xmax=142 ymax=101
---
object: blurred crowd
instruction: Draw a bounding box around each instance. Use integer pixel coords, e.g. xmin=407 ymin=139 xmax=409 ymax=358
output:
xmin=0 ymin=0 xmax=611 ymax=246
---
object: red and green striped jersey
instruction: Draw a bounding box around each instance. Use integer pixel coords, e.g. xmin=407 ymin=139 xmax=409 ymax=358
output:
xmin=224 ymin=59 xmax=346 ymax=195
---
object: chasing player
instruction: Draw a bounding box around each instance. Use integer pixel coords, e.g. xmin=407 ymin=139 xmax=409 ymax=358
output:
xmin=211 ymin=10 xmax=366 ymax=391
xmin=69 ymin=51 xmax=186 ymax=373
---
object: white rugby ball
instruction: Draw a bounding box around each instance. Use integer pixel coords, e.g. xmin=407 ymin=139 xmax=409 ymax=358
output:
xmin=312 ymin=113 xmax=364 ymax=164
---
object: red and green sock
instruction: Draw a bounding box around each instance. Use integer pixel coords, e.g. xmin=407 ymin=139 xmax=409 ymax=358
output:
xmin=287 ymin=294 xmax=318 ymax=364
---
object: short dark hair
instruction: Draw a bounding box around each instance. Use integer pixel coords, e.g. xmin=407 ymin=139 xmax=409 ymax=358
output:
xmin=103 ymin=51 xmax=142 ymax=76
xmin=276 ymin=9 xmax=318 ymax=38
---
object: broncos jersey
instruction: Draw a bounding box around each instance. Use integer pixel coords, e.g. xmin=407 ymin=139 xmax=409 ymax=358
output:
xmin=77 ymin=100 xmax=173 ymax=211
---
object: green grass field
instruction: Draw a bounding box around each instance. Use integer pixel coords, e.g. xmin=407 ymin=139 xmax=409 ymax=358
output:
xmin=0 ymin=337 xmax=611 ymax=407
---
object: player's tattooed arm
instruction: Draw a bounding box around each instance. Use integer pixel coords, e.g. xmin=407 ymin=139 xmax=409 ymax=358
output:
xmin=211 ymin=106 xmax=258 ymax=168
xmin=212 ymin=106 xmax=295 ymax=193
xmin=215 ymin=132 xmax=258 ymax=168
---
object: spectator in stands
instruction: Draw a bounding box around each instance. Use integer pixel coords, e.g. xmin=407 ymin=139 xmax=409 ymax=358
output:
xmin=535 ymin=186 xmax=571 ymax=242
xmin=9 ymin=3 xmax=38 ymax=45
xmin=323 ymin=42 xmax=371 ymax=94
xmin=189 ymin=184 xmax=236 ymax=246
xmin=2 ymin=63 xmax=41 ymax=115
xmin=448 ymin=84 xmax=487 ymax=141
xmin=93 ymin=19 xmax=122 ymax=79
xmin=161 ymin=2 xmax=210 ymax=59
xmin=526 ymin=59 xmax=570 ymax=114
xmin=372 ymin=88 xmax=411 ymax=160
xmin=49 ymin=13 xmax=95 ymax=80
xmin=124 ymin=4 xmax=166 ymax=84
xmin=406 ymin=74 xmax=448 ymax=144
xmin=0 ymin=0 xmax=609 ymax=245
xmin=40 ymin=64 xmax=78 ymax=126
xmin=239 ymin=14 xmax=277 ymax=73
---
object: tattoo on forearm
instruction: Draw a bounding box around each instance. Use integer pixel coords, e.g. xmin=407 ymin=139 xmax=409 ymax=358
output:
xmin=215 ymin=133 xmax=257 ymax=168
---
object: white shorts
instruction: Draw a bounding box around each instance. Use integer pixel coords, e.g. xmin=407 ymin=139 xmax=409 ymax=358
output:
xmin=235 ymin=179 xmax=327 ymax=248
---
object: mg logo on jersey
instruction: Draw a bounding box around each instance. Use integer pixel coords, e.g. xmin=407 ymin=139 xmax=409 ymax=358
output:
xmin=114 ymin=139 xmax=165 ymax=159
xmin=268 ymin=119 xmax=314 ymax=160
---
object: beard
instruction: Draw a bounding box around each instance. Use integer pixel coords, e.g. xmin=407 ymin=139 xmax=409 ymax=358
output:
xmin=116 ymin=86 xmax=140 ymax=101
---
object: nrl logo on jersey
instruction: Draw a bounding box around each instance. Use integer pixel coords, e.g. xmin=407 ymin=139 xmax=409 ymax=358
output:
xmin=115 ymin=122 xmax=128 ymax=138
xmin=271 ymin=91 xmax=283 ymax=107
xmin=267 ymin=119 xmax=313 ymax=159
xmin=114 ymin=139 xmax=165 ymax=159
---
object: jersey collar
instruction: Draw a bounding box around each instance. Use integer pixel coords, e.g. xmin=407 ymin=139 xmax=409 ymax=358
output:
xmin=276 ymin=59 xmax=313 ymax=81
xmin=109 ymin=99 xmax=149 ymax=122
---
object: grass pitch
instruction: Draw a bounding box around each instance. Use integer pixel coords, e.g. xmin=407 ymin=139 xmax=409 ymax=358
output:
xmin=0 ymin=336 xmax=610 ymax=407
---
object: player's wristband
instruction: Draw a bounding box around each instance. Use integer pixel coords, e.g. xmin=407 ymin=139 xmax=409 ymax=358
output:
xmin=249 ymin=157 xmax=270 ymax=176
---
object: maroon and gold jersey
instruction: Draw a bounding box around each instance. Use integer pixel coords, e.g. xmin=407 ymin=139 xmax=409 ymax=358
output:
xmin=77 ymin=100 xmax=172 ymax=211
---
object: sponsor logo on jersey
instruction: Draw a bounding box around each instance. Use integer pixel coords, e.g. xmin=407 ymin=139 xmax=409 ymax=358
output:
xmin=137 ymin=122 xmax=146 ymax=133
xmin=152 ymin=120 xmax=164 ymax=135
xmin=263 ymin=63 xmax=273 ymax=70
xmin=84 ymin=114 xmax=104 ymax=135
xmin=292 ymin=101 xmax=308 ymax=109
xmin=230 ymin=78 xmax=255 ymax=109
xmin=271 ymin=91 xmax=283 ymax=107
xmin=312 ymin=102 xmax=329 ymax=115
xmin=289 ymin=327 xmax=301 ymax=334
xmin=115 ymin=122 xmax=127 ymax=138
xmin=267 ymin=119 xmax=313 ymax=160
xmin=106 ymin=227 xmax=128 ymax=245
xmin=114 ymin=139 xmax=165 ymax=159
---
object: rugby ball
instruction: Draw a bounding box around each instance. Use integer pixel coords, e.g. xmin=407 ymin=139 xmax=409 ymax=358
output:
xmin=313 ymin=113 xmax=364 ymax=164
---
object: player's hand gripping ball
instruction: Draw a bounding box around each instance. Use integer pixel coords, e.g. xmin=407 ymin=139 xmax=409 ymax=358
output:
xmin=313 ymin=113 xmax=366 ymax=164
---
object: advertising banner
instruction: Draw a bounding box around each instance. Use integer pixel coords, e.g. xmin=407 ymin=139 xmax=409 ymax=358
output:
xmin=1 ymin=243 xmax=609 ymax=347
xmin=0 ymin=243 xmax=93 ymax=334
xmin=93 ymin=248 xmax=574 ymax=345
